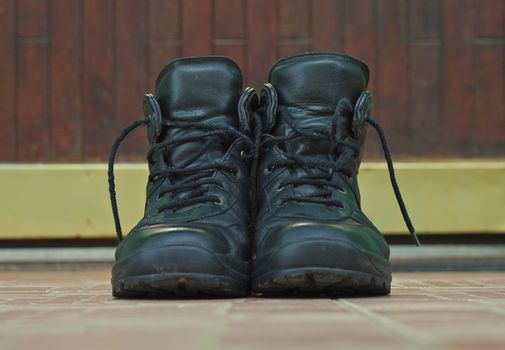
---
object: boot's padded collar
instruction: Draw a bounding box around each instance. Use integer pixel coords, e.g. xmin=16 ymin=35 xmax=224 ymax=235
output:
xmin=154 ymin=56 xmax=243 ymax=122
xmin=152 ymin=56 xmax=244 ymax=166
xmin=268 ymin=52 xmax=369 ymax=107
xmin=268 ymin=52 xmax=369 ymax=84
xmin=156 ymin=56 xmax=243 ymax=88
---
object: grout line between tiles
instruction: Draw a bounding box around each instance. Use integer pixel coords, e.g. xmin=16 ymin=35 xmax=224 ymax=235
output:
xmin=335 ymin=299 xmax=447 ymax=350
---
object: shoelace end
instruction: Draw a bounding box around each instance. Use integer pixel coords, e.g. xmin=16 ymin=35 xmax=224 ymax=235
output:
xmin=412 ymin=231 xmax=421 ymax=247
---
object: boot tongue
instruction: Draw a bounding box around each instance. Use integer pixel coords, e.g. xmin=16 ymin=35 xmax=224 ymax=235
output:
xmin=268 ymin=53 xmax=369 ymax=156
xmin=268 ymin=54 xmax=369 ymax=199
xmin=269 ymin=53 xmax=369 ymax=109
xmin=154 ymin=57 xmax=243 ymax=166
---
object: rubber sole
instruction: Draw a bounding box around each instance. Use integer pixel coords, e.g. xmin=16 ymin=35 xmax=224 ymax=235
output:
xmin=112 ymin=272 xmax=248 ymax=298
xmin=252 ymin=239 xmax=391 ymax=296
xmin=252 ymin=267 xmax=390 ymax=297
xmin=111 ymin=245 xmax=248 ymax=298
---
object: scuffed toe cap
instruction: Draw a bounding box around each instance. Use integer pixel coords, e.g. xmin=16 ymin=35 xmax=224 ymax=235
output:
xmin=257 ymin=222 xmax=389 ymax=259
xmin=115 ymin=225 xmax=231 ymax=262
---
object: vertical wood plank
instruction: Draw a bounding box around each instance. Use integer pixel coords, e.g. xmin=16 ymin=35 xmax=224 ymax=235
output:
xmin=475 ymin=46 xmax=505 ymax=147
xmin=51 ymin=0 xmax=82 ymax=160
xmin=373 ymin=0 xmax=409 ymax=157
xmin=1 ymin=0 xmax=504 ymax=161
xmin=214 ymin=0 xmax=244 ymax=38
xmin=116 ymin=0 xmax=147 ymax=158
xmin=408 ymin=0 xmax=442 ymax=156
xmin=0 ymin=0 xmax=16 ymax=160
xmin=148 ymin=0 xmax=181 ymax=89
xmin=182 ymin=0 xmax=212 ymax=56
xmin=17 ymin=0 xmax=48 ymax=37
xmin=246 ymin=0 xmax=278 ymax=88
xmin=213 ymin=0 xmax=246 ymax=70
xmin=149 ymin=0 xmax=180 ymax=40
xmin=442 ymin=0 xmax=475 ymax=153
xmin=16 ymin=0 xmax=50 ymax=160
xmin=409 ymin=46 xmax=442 ymax=155
xmin=475 ymin=0 xmax=505 ymax=150
xmin=311 ymin=0 xmax=345 ymax=52
xmin=213 ymin=43 xmax=246 ymax=72
xmin=82 ymin=0 xmax=115 ymax=159
xmin=476 ymin=0 xmax=504 ymax=37
xmin=408 ymin=0 xmax=441 ymax=39
xmin=344 ymin=0 xmax=377 ymax=92
xmin=278 ymin=0 xmax=310 ymax=57
xmin=279 ymin=0 xmax=309 ymax=38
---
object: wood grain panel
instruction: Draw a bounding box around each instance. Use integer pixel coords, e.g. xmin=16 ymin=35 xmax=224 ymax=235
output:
xmin=214 ymin=0 xmax=244 ymax=39
xmin=0 ymin=0 xmax=504 ymax=162
xmin=182 ymin=0 xmax=211 ymax=56
xmin=372 ymin=0 xmax=409 ymax=158
xmin=279 ymin=0 xmax=309 ymax=38
xmin=247 ymin=0 xmax=278 ymax=89
xmin=408 ymin=0 xmax=441 ymax=39
xmin=409 ymin=44 xmax=442 ymax=156
xmin=116 ymin=0 xmax=148 ymax=158
xmin=442 ymin=0 xmax=475 ymax=153
xmin=213 ymin=43 xmax=246 ymax=73
xmin=213 ymin=0 xmax=246 ymax=70
xmin=408 ymin=0 xmax=443 ymax=156
xmin=473 ymin=0 xmax=504 ymax=150
xmin=0 ymin=0 xmax=16 ymax=160
xmin=149 ymin=0 xmax=180 ymax=40
xmin=16 ymin=0 xmax=48 ymax=37
xmin=278 ymin=0 xmax=311 ymax=59
xmin=16 ymin=0 xmax=49 ymax=160
xmin=475 ymin=45 xmax=505 ymax=146
xmin=51 ymin=0 xmax=82 ymax=160
xmin=476 ymin=0 xmax=504 ymax=37
xmin=311 ymin=0 xmax=345 ymax=52
xmin=344 ymin=0 xmax=377 ymax=93
xmin=148 ymin=0 xmax=181 ymax=89
xmin=82 ymin=0 xmax=115 ymax=159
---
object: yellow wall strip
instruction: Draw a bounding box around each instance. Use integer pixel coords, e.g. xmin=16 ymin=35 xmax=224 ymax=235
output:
xmin=0 ymin=161 xmax=504 ymax=239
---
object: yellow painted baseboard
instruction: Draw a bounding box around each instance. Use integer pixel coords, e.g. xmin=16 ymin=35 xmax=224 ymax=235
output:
xmin=0 ymin=161 xmax=504 ymax=239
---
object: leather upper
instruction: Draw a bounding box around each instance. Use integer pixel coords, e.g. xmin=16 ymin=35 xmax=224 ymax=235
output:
xmin=255 ymin=53 xmax=389 ymax=261
xmin=116 ymin=57 xmax=254 ymax=267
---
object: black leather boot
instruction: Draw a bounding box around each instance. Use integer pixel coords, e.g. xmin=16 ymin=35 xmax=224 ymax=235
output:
xmin=108 ymin=57 xmax=257 ymax=297
xmin=252 ymin=53 xmax=419 ymax=296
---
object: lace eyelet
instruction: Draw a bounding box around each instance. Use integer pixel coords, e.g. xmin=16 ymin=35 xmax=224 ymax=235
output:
xmin=276 ymin=183 xmax=285 ymax=192
xmin=264 ymin=166 xmax=274 ymax=175
xmin=213 ymin=196 xmax=224 ymax=206
xmin=229 ymin=168 xmax=240 ymax=179
xmin=240 ymin=150 xmax=247 ymax=159
xmin=337 ymin=187 xmax=346 ymax=194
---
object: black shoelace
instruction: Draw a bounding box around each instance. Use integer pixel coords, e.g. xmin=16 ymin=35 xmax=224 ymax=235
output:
xmin=262 ymin=99 xmax=420 ymax=246
xmin=108 ymin=117 xmax=256 ymax=242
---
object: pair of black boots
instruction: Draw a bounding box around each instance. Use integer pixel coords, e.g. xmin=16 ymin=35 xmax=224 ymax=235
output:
xmin=108 ymin=53 xmax=418 ymax=298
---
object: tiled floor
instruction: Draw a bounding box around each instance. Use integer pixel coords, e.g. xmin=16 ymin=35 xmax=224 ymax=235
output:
xmin=0 ymin=267 xmax=504 ymax=350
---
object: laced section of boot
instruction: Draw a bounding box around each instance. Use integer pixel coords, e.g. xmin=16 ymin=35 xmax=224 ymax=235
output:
xmin=262 ymin=99 xmax=420 ymax=246
xmin=108 ymin=114 xmax=256 ymax=242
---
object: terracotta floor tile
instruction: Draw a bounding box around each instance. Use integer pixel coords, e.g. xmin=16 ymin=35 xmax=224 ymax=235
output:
xmin=0 ymin=268 xmax=504 ymax=349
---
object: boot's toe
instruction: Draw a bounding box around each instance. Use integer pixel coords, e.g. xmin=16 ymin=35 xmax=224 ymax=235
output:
xmin=112 ymin=226 xmax=248 ymax=297
xmin=252 ymin=223 xmax=391 ymax=295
